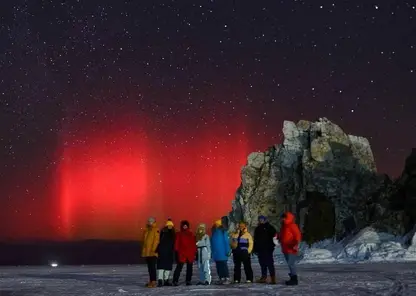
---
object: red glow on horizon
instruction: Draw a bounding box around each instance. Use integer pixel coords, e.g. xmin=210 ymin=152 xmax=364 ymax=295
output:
xmin=56 ymin=118 xmax=251 ymax=240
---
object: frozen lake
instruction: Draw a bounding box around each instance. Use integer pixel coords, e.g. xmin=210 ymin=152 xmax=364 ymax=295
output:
xmin=1 ymin=263 xmax=415 ymax=295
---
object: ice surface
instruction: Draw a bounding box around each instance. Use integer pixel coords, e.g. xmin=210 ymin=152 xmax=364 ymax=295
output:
xmin=1 ymin=263 xmax=415 ymax=296
xmin=2 ymin=229 xmax=416 ymax=295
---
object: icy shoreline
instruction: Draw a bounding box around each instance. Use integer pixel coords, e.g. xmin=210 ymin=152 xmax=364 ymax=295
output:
xmin=267 ymin=227 xmax=416 ymax=265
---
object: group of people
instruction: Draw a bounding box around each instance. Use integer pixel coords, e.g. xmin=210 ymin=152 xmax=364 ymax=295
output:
xmin=141 ymin=212 xmax=301 ymax=288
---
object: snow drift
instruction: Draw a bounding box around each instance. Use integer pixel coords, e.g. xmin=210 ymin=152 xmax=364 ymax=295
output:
xmin=253 ymin=227 xmax=416 ymax=265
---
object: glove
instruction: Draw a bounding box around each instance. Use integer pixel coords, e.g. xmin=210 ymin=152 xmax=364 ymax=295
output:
xmin=227 ymin=251 xmax=232 ymax=257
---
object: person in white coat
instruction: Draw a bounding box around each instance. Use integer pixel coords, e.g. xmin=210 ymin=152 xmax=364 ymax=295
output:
xmin=195 ymin=223 xmax=212 ymax=285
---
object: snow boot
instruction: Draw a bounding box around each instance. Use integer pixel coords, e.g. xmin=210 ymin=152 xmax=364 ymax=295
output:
xmin=204 ymin=281 xmax=210 ymax=285
xmin=146 ymin=281 xmax=157 ymax=288
xmin=164 ymin=280 xmax=172 ymax=286
xmin=186 ymin=281 xmax=192 ymax=286
xmin=157 ymin=280 xmax=163 ymax=287
xmin=172 ymin=281 xmax=179 ymax=286
xmin=285 ymin=275 xmax=298 ymax=286
xmin=256 ymin=276 xmax=267 ymax=284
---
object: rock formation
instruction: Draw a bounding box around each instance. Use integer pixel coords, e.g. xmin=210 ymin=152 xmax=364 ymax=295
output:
xmin=228 ymin=117 xmax=415 ymax=243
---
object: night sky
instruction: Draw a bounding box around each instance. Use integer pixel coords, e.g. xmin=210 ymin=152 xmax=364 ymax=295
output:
xmin=0 ymin=1 xmax=415 ymax=241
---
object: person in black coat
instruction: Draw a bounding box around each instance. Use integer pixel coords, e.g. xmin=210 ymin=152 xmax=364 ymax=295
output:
xmin=253 ymin=215 xmax=277 ymax=284
xmin=156 ymin=219 xmax=176 ymax=286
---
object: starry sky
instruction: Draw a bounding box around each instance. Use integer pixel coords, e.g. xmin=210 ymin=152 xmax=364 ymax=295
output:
xmin=0 ymin=1 xmax=415 ymax=241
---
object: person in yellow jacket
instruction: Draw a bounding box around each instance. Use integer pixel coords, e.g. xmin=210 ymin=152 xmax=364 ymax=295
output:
xmin=230 ymin=221 xmax=254 ymax=283
xmin=142 ymin=217 xmax=160 ymax=288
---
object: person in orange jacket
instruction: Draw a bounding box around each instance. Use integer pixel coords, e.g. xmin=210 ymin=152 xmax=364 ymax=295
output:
xmin=141 ymin=217 xmax=160 ymax=288
xmin=276 ymin=212 xmax=301 ymax=285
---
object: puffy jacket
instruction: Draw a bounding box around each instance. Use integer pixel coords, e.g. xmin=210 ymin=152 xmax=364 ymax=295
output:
xmin=277 ymin=212 xmax=302 ymax=254
xmin=175 ymin=229 xmax=197 ymax=263
xmin=253 ymin=222 xmax=277 ymax=254
xmin=230 ymin=228 xmax=253 ymax=254
xmin=141 ymin=223 xmax=160 ymax=257
xmin=211 ymin=226 xmax=231 ymax=261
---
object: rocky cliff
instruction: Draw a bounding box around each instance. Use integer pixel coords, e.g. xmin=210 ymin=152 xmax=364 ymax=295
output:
xmin=228 ymin=118 xmax=415 ymax=244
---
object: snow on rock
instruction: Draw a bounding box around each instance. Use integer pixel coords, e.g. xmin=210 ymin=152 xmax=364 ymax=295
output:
xmin=289 ymin=227 xmax=416 ymax=264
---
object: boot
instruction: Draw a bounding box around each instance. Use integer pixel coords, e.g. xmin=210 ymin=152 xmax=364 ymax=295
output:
xmin=172 ymin=281 xmax=179 ymax=286
xmin=285 ymin=275 xmax=298 ymax=286
xmin=164 ymin=280 xmax=172 ymax=286
xmin=186 ymin=281 xmax=192 ymax=286
xmin=256 ymin=276 xmax=267 ymax=284
xmin=269 ymin=275 xmax=277 ymax=285
xmin=146 ymin=281 xmax=157 ymax=288
xmin=157 ymin=280 xmax=163 ymax=287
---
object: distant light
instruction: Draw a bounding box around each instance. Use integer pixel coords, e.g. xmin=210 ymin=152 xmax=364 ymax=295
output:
xmin=50 ymin=262 xmax=59 ymax=267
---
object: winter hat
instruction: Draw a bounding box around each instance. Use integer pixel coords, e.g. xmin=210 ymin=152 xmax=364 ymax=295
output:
xmin=166 ymin=220 xmax=174 ymax=227
xmin=148 ymin=217 xmax=156 ymax=224
xmin=214 ymin=219 xmax=222 ymax=226
xmin=180 ymin=220 xmax=190 ymax=229
xmin=258 ymin=215 xmax=267 ymax=221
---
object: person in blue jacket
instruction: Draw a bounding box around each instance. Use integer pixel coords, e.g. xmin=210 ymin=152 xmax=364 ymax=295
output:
xmin=210 ymin=219 xmax=231 ymax=285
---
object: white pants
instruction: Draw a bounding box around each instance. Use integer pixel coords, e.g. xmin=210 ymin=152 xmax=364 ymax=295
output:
xmin=157 ymin=269 xmax=171 ymax=280
xmin=198 ymin=260 xmax=211 ymax=284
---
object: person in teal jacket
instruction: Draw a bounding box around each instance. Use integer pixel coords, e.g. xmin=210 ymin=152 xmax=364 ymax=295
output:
xmin=210 ymin=219 xmax=231 ymax=284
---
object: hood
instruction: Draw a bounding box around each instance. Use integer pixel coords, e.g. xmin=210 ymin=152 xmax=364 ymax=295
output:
xmin=282 ymin=212 xmax=295 ymax=225
xmin=180 ymin=220 xmax=190 ymax=230
xmin=147 ymin=222 xmax=157 ymax=229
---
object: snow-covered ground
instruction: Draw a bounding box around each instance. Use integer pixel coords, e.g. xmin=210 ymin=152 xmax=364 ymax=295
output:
xmin=1 ymin=263 xmax=415 ymax=296
xmin=1 ymin=228 xmax=416 ymax=295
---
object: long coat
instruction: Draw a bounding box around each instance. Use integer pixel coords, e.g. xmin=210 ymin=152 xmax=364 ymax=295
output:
xmin=175 ymin=229 xmax=197 ymax=263
xmin=211 ymin=227 xmax=231 ymax=261
xmin=141 ymin=223 xmax=160 ymax=257
xmin=157 ymin=227 xmax=176 ymax=270
xmin=196 ymin=234 xmax=211 ymax=267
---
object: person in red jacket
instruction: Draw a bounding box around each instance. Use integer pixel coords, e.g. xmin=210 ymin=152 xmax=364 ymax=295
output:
xmin=276 ymin=212 xmax=302 ymax=286
xmin=172 ymin=220 xmax=196 ymax=286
